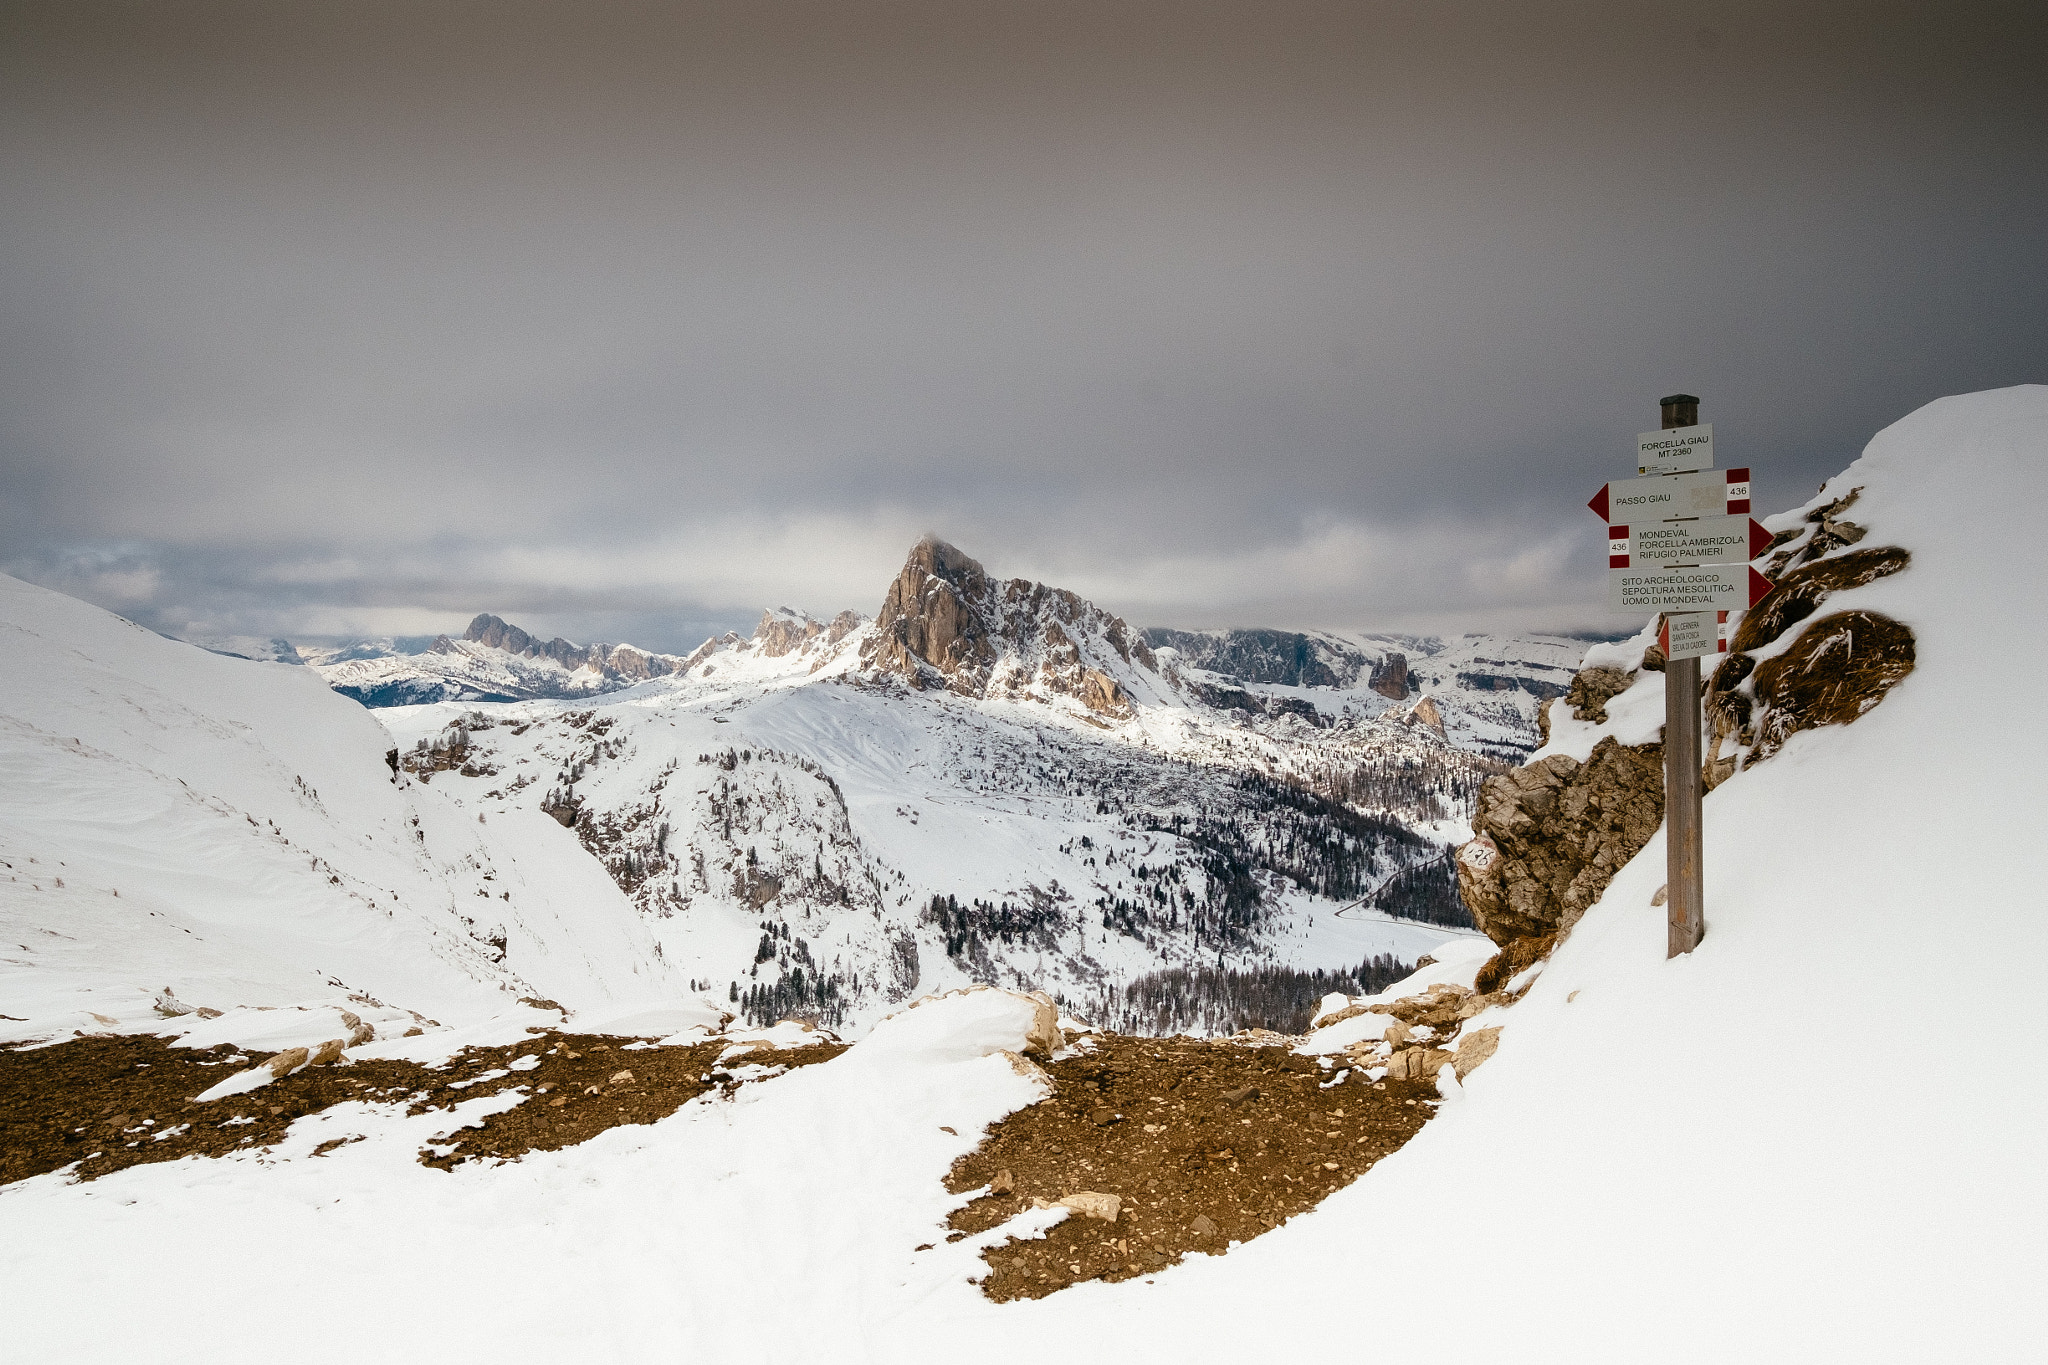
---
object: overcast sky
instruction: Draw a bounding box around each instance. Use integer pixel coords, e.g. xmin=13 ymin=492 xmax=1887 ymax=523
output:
xmin=4 ymin=0 xmax=2043 ymax=652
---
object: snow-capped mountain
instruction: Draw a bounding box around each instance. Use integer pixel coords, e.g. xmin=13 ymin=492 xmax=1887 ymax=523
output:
xmin=1147 ymin=626 xmax=1592 ymax=758
xmin=369 ymin=539 xmax=1495 ymax=1029
xmin=865 ymin=536 xmax=1180 ymax=717
xmin=4 ymin=537 xmax=1497 ymax=1045
xmin=167 ymin=633 xmax=307 ymax=665
xmin=313 ymin=613 xmax=697 ymax=706
xmin=301 ymin=536 xmax=1575 ymax=764
xmin=291 ymin=635 xmax=441 ymax=666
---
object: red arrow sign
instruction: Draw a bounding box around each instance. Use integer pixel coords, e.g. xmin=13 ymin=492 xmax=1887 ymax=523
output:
xmin=1748 ymin=517 xmax=1774 ymax=559
xmin=1605 ymin=516 xmax=1774 ymax=569
xmin=1748 ymin=566 xmax=1774 ymax=606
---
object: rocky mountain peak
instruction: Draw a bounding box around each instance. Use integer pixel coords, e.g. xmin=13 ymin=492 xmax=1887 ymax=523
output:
xmin=752 ymin=607 xmax=866 ymax=659
xmin=863 ymin=536 xmax=1166 ymax=717
xmin=464 ymin=613 xmax=583 ymax=669
xmin=458 ymin=613 xmax=684 ymax=682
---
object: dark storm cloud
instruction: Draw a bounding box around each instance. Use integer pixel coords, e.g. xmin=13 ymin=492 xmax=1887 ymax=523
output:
xmin=3 ymin=0 xmax=2043 ymax=647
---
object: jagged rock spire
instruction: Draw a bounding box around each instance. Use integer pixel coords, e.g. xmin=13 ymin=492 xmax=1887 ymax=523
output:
xmin=862 ymin=536 xmax=1163 ymax=716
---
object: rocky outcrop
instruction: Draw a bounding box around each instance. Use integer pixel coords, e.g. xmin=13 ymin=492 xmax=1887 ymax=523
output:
xmin=1563 ymin=666 xmax=1633 ymax=724
xmin=1729 ymin=545 xmax=1909 ymax=653
xmin=753 ymin=609 xmax=818 ymax=658
xmin=1749 ymin=610 xmax=1915 ymax=760
xmin=1457 ymin=733 xmax=1665 ymax=945
xmin=1400 ymin=694 xmax=1446 ymax=738
xmin=752 ymin=607 xmax=864 ymax=659
xmin=1459 ymin=487 xmax=1917 ymax=988
xmin=1140 ymin=628 xmax=1352 ymax=687
xmin=863 ymin=538 xmax=1166 ymax=717
xmin=1319 ymin=981 xmax=1510 ymax=1084
xmin=1368 ymin=653 xmax=1410 ymax=699
xmin=1183 ymin=680 xmax=1328 ymax=726
xmin=1709 ymin=600 xmax=1916 ymax=785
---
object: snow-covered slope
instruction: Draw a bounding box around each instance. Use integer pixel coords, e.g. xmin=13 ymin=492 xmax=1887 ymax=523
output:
xmin=375 ymin=619 xmax=1485 ymax=1031
xmin=1149 ymin=625 xmax=1589 ymax=757
xmin=0 ymin=576 xmax=697 ymax=1044
xmin=169 ymin=633 xmax=307 ymax=665
xmin=963 ymin=384 xmax=2048 ymax=1360
xmin=3 ymin=388 xmax=2042 ymax=1365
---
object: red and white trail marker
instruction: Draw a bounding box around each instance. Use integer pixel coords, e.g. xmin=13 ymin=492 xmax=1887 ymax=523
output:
xmin=1607 ymin=515 xmax=1775 ymax=569
xmin=1588 ymin=468 xmax=1751 ymax=523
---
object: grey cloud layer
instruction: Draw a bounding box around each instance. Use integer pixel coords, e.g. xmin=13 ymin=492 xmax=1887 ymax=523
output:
xmin=3 ymin=0 xmax=2042 ymax=646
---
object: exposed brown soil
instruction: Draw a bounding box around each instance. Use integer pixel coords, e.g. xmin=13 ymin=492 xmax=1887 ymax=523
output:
xmin=9 ymin=1023 xmax=1436 ymax=1302
xmin=415 ymin=1036 xmax=846 ymax=1169
xmin=1 ymin=1030 xmax=845 ymax=1187
xmin=945 ymin=1034 xmax=1437 ymax=1301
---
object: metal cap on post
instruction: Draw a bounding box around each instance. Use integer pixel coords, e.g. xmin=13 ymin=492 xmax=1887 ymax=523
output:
xmin=1662 ymin=392 xmax=1706 ymax=956
xmin=1660 ymin=393 xmax=1700 ymax=430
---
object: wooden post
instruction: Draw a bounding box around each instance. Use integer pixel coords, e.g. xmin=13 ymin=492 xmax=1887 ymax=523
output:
xmin=1661 ymin=392 xmax=1706 ymax=956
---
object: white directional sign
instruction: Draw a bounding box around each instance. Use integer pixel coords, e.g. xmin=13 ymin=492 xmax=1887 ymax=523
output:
xmin=1589 ymin=467 xmax=1751 ymax=523
xmin=1659 ymin=610 xmax=1728 ymax=662
xmin=1637 ymin=423 xmax=1714 ymax=476
xmin=1609 ymin=563 xmax=1775 ymax=612
xmin=1608 ymin=514 xmax=1774 ymax=569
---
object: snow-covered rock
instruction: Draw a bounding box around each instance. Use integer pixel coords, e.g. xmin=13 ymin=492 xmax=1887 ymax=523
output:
xmin=864 ymin=536 xmax=1179 ymax=718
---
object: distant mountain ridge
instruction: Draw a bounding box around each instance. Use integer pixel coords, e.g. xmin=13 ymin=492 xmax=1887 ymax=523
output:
xmin=292 ymin=546 xmax=1583 ymax=757
xmin=1142 ymin=626 xmax=1587 ymax=759
xmin=311 ymin=615 xmax=695 ymax=707
xmin=1144 ymin=626 xmax=1411 ymax=694
xmin=455 ymin=613 xmax=686 ymax=682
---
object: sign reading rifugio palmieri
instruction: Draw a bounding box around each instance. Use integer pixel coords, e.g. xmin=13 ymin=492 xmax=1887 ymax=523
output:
xmin=1608 ymin=513 xmax=1774 ymax=570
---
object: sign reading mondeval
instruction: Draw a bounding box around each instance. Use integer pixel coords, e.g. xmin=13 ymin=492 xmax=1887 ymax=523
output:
xmin=1607 ymin=514 xmax=1775 ymax=569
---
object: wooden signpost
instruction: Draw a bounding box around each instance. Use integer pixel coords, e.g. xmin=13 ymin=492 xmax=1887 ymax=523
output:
xmin=1591 ymin=393 xmax=1773 ymax=957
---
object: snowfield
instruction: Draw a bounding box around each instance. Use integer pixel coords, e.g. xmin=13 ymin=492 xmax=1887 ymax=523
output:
xmin=4 ymin=386 xmax=2046 ymax=1362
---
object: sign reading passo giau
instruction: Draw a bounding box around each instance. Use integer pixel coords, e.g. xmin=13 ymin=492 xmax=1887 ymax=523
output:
xmin=1588 ymin=468 xmax=1750 ymax=522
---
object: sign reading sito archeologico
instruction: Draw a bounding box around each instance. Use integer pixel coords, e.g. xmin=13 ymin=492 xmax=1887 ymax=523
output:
xmin=1636 ymin=422 xmax=1713 ymax=476
xmin=1608 ymin=563 xmax=1775 ymax=612
xmin=1607 ymin=514 xmax=1774 ymax=569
